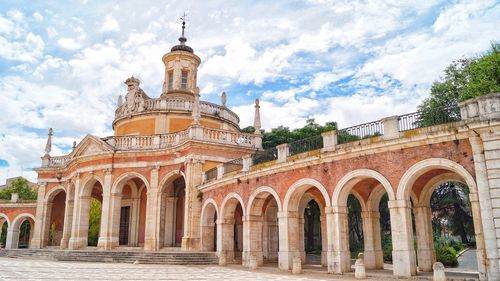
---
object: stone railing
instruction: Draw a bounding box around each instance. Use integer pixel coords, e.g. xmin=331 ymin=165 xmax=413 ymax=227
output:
xmin=42 ymin=126 xmax=261 ymax=168
xmin=47 ymin=155 xmax=72 ymax=167
xmin=115 ymin=98 xmax=240 ymax=125
xmin=105 ymin=130 xmax=189 ymax=150
xmin=201 ymin=127 xmax=261 ymax=148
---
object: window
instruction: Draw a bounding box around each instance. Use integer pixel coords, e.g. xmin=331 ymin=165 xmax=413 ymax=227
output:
xmin=181 ymin=71 xmax=188 ymax=90
xmin=168 ymin=71 xmax=173 ymax=90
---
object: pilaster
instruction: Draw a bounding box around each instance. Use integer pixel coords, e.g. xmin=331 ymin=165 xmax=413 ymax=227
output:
xmin=30 ymin=183 xmax=47 ymax=249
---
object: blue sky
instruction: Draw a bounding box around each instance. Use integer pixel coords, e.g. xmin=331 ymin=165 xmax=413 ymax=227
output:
xmin=0 ymin=0 xmax=499 ymax=184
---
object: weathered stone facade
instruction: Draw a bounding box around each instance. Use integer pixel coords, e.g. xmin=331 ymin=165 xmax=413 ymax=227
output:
xmin=0 ymin=34 xmax=499 ymax=281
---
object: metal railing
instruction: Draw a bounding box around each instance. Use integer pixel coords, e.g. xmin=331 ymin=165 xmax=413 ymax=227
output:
xmin=205 ymin=167 xmax=218 ymax=182
xmin=337 ymin=120 xmax=383 ymax=144
xmin=252 ymin=147 xmax=278 ymax=165
xmin=399 ymin=106 xmax=461 ymax=131
xmin=223 ymin=158 xmax=243 ymax=174
xmin=289 ymin=135 xmax=323 ymax=156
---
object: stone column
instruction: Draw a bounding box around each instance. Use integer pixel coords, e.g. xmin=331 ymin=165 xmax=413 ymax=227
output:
xmin=130 ymin=197 xmax=140 ymax=246
xmin=469 ymin=135 xmax=499 ymax=280
xmin=325 ymin=206 xmax=336 ymax=273
xmin=5 ymin=227 xmax=19 ymax=249
xmin=277 ymin=210 xmax=299 ymax=270
xmin=68 ymin=176 xmax=84 ymax=249
xmin=164 ymin=197 xmax=176 ymax=247
xmin=388 ymin=199 xmax=417 ymax=277
xmin=331 ymin=206 xmax=351 ymax=273
xmin=60 ymin=193 xmax=75 ymax=249
xmin=243 ymin=215 xmax=264 ymax=267
xmin=361 ymin=211 xmax=384 ymax=269
xmin=97 ymin=170 xmax=114 ymax=250
xmin=218 ymin=218 xmax=235 ymax=261
xmin=181 ymin=157 xmax=203 ymax=250
xmin=29 ymin=183 xmax=47 ymax=249
xmin=413 ymin=206 xmax=435 ymax=272
xmin=144 ymin=167 xmax=160 ymax=251
xmin=320 ymin=215 xmax=327 ymax=266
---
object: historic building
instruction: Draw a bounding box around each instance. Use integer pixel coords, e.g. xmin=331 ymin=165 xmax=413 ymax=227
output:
xmin=1 ymin=28 xmax=500 ymax=280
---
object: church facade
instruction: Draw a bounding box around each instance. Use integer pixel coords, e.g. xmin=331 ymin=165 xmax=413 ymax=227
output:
xmin=1 ymin=33 xmax=500 ymax=280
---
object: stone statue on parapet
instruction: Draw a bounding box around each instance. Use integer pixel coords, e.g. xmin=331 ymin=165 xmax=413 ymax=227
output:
xmin=120 ymin=76 xmax=149 ymax=115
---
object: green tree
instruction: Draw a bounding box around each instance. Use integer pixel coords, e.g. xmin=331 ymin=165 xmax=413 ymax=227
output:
xmin=348 ymin=194 xmax=364 ymax=257
xmin=418 ymin=42 xmax=499 ymax=126
xmin=0 ymin=222 xmax=7 ymax=247
xmin=261 ymin=119 xmax=337 ymax=149
xmin=0 ymin=177 xmax=37 ymax=200
xmin=87 ymin=198 xmax=102 ymax=246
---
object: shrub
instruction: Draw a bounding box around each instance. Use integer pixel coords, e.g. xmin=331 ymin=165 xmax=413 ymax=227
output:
xmin=434 ymin=238 xmax=458 ymax=267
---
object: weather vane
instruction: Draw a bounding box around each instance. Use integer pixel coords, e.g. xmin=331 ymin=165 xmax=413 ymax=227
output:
xmin=180 ymin=12 xmax=187 ymax=37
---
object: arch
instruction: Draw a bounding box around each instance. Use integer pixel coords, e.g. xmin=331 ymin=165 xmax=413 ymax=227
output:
xmin=200 ymin=198 xmax=219 ymax=251
xmin=44 ymin=185 xmax=66 ymax=203
xmin=11 ymin=213 xmax=35 ymax=230
xmin=350 ymin=189 xmax=368 ymax=211
xmin=283 ymin=178 xmax=331 ymax=212
xmin=111 ymin=171 xmax=150 ymax=194
xmin=396 ymin=158 xmax=477 ymax=201
xmin=79 ymin=175 xmax=104 ymax=197
xmin=158 ymin=170 xmax=186 ymax=194
xmin=332 ymin=169 xmax=395 ymax=207
xmin=220 ymin=192 xmax=246 ymax=218
xmin=416 ymin=173 xmax=465 ymax=207
xmin=246 ymin=186 xmax=282 ymax=217
xmin=0 ymin=213 xmax=10 ymax=228
xmin=201 ymin=198 xmax=219 ymax=220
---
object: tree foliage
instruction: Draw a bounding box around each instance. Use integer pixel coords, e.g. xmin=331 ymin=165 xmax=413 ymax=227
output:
xmin=87 ymin=198 xmax=102 ymax=246
xmin=0 ymin=177 xmax=37 ymax=200
xmin=418 ymin=42 xmax=499 ymax=126
xmin=348 ymin=194 xmax=364 ymax=258
xmin=260 ymin=119 xmax=337 ymax=149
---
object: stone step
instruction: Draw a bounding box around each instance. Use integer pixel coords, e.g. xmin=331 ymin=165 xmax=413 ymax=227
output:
xmin=0 ymin=249 xmax=218 ymax=265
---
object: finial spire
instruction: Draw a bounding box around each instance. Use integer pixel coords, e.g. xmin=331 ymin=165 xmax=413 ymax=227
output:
xmin=44 ymin=128 xmax=53 ymax=156
xmin=180 ymin=12 xmax=187 ymax=37
xmin=253 ymin=99 xmax=261 ymax=135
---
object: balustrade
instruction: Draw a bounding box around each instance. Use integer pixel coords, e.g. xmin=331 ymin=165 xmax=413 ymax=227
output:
xmin=116 ymin=98 xmax=239 ymax=125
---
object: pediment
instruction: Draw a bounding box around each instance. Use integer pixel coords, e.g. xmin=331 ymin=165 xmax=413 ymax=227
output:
xmin=72 ymin=135 xmax=114 ymax=158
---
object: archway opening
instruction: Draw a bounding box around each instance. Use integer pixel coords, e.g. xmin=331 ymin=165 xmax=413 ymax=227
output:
xmin=110 ymin=176 xmax=148 ymax=248
xmin=348 ymin=194 xmax=364 ymax=259
xmin=47 ymin=190 xmax=66 ymax=246
xmin=159 ymin=175 xmax=185 ymax=248
xmin=0 ymin=219 xmax=8 ymax=248
xmin=200 ymin=202 xmax=217 ymax=251
xmin=415 ymin=178 xmax=478 ymax=273
xmin=220 ymin=197 xmax=244 ymax=263
xmin=246 ymin=189 xmax=280 ymax=266
xmin=18 ymin=220 xmax=32 ymax=248
xmin=86 ymin=183 xmax=103 ymax=247
xmin=303 ymin=199 xmax=322 ymax=265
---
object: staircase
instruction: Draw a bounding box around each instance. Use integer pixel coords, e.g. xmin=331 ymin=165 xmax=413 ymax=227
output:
xmin=0 ymin=248 xmax=218 ymax=265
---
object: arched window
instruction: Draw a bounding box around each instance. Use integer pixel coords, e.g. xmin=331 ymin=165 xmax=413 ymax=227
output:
xmin=181 ymin=71 xmax=188 ymax=90
xmin=168 ymin=71 xmax=173 ymax=90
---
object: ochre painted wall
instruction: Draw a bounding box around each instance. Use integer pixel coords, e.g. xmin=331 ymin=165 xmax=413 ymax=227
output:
xmin=116 ymin=118 xmax=155 ymax=136
xmin=169 ymin=117 xmax=220 ymax=132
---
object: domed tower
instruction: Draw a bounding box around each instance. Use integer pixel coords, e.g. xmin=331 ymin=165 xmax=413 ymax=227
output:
xmin=160 ymin=20 xmax=200 ymax=99
xmin=112 ymin=20 xmax=241 ymax=136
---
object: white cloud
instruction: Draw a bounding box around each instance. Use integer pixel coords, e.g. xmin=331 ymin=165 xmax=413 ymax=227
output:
xmin=100 ymin=14 xmax=120 ymax=33
xmin=57 ymin=37 xmax=82 ymax=50
xmin=33 ymin=12 xmax=43 ymax=22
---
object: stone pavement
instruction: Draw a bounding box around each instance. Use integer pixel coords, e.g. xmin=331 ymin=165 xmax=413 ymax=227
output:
xmin=0 ymin=257 xmax=479 ymax=280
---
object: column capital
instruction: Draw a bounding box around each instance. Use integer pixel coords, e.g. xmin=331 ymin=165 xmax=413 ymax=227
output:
xmin=388 ymin=199 xmax=411 ymax=209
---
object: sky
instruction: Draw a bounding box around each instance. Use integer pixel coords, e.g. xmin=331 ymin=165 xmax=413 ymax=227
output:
xmin=0 ymin=0 xmax=499 ymax=184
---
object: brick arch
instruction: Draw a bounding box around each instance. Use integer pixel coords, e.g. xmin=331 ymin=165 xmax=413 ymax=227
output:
xmin=44 ymin=185 xmax=66 ymax=203
xmin=11 ymin=213 xmax=35 ymax=230
xmin=158 ymin=170 xmax=186 ymax=195
xmin=332 ymin=169 xmax=395 ymax=208
xmin=79 ymin=175 xmax=104 ymax=197
xmin=0 ymin=212 xmax=9 ymax=228
xmin=220 ymin=192 xmax=246 ymax=219
xmin=201 ymin=198 xmax=219 ymax=222
xmin=396 ymin=158 xmax=477 ymax=201
xmin=283 ymin=178 xmax=330 ymax=213
xmin=112 ymin=171 xmax=150 ymax=194
xmin=416 ymin=172 xmax=464 ymax=207
xmin=246 ymin=186 xmax=282 ymax=217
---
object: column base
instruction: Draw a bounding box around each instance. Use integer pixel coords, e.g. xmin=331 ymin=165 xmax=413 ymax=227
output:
xmin=97 ymin=237 xmax=118 ymax=250
xmin=278 ymin=251 xmax=293 ymax=270
xmin=417 ymin=248 xmax=435 ymax=272
xmin=68 ymin=237 xmax=85 ymax=250
xmin=242 ymin=251 xmax=264 ymax=267
xmin=29 ymin=238 xmax=44 ymax=249
xmin=392 ymin=249 xmax=417 ymax=277
xmin=364 ymin=249 xmax=384 ymax=269
xmin=181 ymin=237 xmax=200 ymax=251
xmin=334 ymin=250 xmax=351 ymax=273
